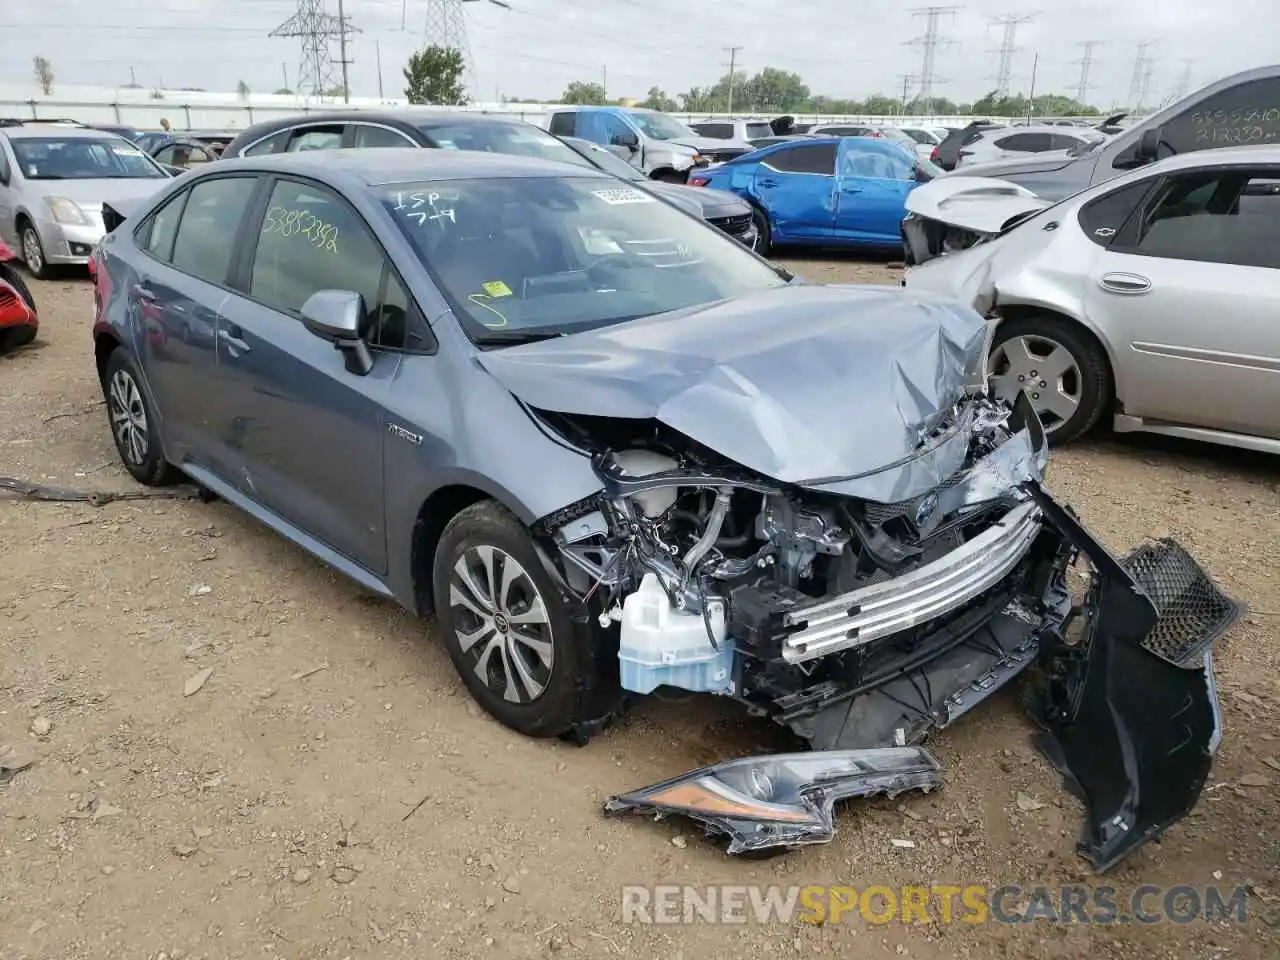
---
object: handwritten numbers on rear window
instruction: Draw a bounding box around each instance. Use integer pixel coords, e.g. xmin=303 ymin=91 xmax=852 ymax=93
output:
xmin=262 ymin=205 xmax=339 ymax=253
xmin=392 ymin=191 xmax=457 ymax=230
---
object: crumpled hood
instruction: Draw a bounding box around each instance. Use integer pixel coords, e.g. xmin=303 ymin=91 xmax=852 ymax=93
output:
xmin=904 ymin=175 xmax=1051 ymax=234
xmin=644 ymin=181 xmax=749 ymax=218
xmin=476 ymin=285 xmax=989 ymax=498
xmin=672 ymin=134 xmax=753 ymax=155
xmin=948 ymin=153 xmax=1076 ymax=180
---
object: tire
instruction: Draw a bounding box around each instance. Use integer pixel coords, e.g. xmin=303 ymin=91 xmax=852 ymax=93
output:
xmin=101 ymin=348 xmax=182 ymax=485
xmin=750 ymin=206 xmax=772 ymax=255
xmin=433 ymin=500 xmax=603 ymax=738
xmin=989 ymin=315 xmax=1112 ymax=445
xmin=0 ymin=263 xmax=36 ymax=313
xmin=19 ymin=221 xmax=52 ymax=281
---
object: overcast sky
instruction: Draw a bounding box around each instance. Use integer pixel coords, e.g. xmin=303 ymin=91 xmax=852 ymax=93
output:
xmin=1 ymin=0 xmax=1274 ymax=107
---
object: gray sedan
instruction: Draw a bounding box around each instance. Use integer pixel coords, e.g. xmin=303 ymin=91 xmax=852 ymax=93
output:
xmin=90 ymin=149 xmax=1234 ymax=870
xmin=905 ymin=144 xmax=1280 ymax=453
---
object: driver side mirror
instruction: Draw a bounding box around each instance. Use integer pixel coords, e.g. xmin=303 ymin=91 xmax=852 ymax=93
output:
xmin=300 ymin=289 xmax=373 ymax=376
xmin=611 ymin=129 xmax=639 ymax=150
xmin=1115 ymin=127 xmax=1162 ymax=170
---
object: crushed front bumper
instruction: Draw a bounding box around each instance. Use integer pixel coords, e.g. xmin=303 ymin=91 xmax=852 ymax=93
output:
xmin=609 ymin=482 xmax=1239 ymax=872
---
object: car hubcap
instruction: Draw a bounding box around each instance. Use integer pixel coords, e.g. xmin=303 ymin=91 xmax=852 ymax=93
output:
xmin=449 ymin=545 xmax=554 ymax=704
xmin=22 ymin=230 xmax=42 ymax=272
xmin=108 ymin=369 xmax=149 ymax=466
xmin=990 ymin=334 xmax=1082 ymax=433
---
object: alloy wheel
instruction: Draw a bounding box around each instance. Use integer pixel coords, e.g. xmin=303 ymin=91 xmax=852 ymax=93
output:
xmin=22 ymin=229 xmax=43 ymax=275
xmin=449 ymin=545 xmax=555 ymax=704
xmin=108 ymin=369 xmax=150 ymax=466
xmin=990 ymin=334 xmax=1083 ymax=434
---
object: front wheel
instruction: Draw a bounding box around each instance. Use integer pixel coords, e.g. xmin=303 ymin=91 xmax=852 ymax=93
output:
xmin=433 ymin=500 xmax=608 ymax=738
xmin=989 ymin=317 xmax=1112 ymax=445
xmin=20 ymin=224 xmax=52 ymax=281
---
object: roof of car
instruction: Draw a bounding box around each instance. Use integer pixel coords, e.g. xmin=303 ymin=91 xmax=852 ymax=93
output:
xmin=1148 ymin=143 xmax=1280 ymax=172
xmin=2 ymin=125 xmax=133 ymax=140
xmin=212 ymin=146 xmax=610 ymax=185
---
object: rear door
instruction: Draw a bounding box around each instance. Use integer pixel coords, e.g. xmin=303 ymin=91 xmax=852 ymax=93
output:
xmin=130 ymin=175 xmax=260 ymax=476
xmin=834 ymin=139 xmax=914 ymax=245
xmin=214 ymin=175 xmax=405 ymax=572
xmin=753 ymin=141 xmax=837 ymax=241
xmin=1083 ymin=163 xmax=1280 ymax=439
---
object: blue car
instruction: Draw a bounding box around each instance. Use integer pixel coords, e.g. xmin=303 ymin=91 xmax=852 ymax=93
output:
xmin=690 ymin=136 xmax=941 ymax=253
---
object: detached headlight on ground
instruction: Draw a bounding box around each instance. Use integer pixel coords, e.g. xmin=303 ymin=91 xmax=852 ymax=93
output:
xmin=604 ymin=747 xmax=942 ymax=854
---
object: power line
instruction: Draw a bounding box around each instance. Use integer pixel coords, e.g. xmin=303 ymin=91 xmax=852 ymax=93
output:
xmin=269 ymin=0 xmax=351 ymax=96
xmin=1069 ymin=40 xmax=1103 ymax=104
xmin=988 ymin=13 xmax=1036 ymax=98
xmin=905 ymin=6 xmax=960 ymax=114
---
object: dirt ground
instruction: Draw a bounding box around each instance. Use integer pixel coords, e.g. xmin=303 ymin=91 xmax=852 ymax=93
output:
xmin=1 ymin=258 xmax=1278 ymax=960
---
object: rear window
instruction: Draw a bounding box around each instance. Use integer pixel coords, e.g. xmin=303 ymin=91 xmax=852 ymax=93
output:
xmin=417 ymin=120 xmax=593 ymax=169
xmin=548 ymin=113 xmax=576 ymax=137
xmin=744 ymin=122 xmax=773 ymax=140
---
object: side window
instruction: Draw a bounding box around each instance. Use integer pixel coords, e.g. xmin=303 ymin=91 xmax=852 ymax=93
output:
xmin=765 ymin=142 xmax=837 ymax=174
xmin=600 ymin=114 xmax=635 ymax=146
xmin=548 ymin=113 xmax=576 ymax=137
xmin=249 ymin=179 xmax=390 ymax=337
xmin=1123 ymin=168 xmax=1280 ymax=269
xmin=286 ymin=126 xmax=345 ymax=153
xmin=137 ymin=190 xmax=189 ymax=262
xmin=995 ymin=133 xmax=1049 ymax=152
xmin=372 ymin=271 xmax=410 ymax=350
xmin=1163 ymin=79 xmax=1280 ymax=152
xmin=693 ymin=123 xmax=733 ymax=138
xmin=841 ymin=141 xmax=914 ymax=180
xmin=243 ymin=129 xmax=291 ymax=157
xmin=170 ymin=177 xmax=257 ymax=285
xmin=1049 ymin=133 xmax=1084 ymax=150
xmin=186 ymin=146 xmax=214 ymax=166
xmin=1077 ymin=180 xmax=1153 ymax=247
xmin=352 ymin=124 xmax=416 ymax=148
xmin=0 ymin=144 xmax=9 ymax=183
xmin=153 ymin=145 xmax=176 ymax=164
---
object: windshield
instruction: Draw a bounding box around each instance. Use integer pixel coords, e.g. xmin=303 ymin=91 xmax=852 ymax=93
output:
xmin=625 ymin=110 xmax=694 ymax=141
xmin=379 ymin=176 xmax=787 ymax=344
xmin=417 ymin=120 xmax=594 ymax=170
xmin=565 ymin=141 xmax=645 ymax=182
xmin=10 ymin=137 xmax=165 ymax=180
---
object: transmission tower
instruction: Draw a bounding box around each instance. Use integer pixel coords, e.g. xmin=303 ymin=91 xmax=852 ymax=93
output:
xmin=989 ymin=13 xmax=1036 ymax=98
xmin=270 ymin=0 xmax=353 ymax=97
xmin=423 ymin=0 xmax=510 ymax=93
xmin=1070 ymin=40 xmax=1103 ymax=104
xmin=905 ymin=6 xmax=961 ymax=114
xmin=1125 ymin=40 xmax=1156 ymax=110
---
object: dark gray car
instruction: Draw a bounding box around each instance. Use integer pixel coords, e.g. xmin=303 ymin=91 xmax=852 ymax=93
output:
xmin=91 ymin=149 xmax=1237 ymax=872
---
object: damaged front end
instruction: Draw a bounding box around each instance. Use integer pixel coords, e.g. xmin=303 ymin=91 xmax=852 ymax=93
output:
xmin=901 ymin=176 xmax=1052 ymax=267
xmin=534 ymin=392 xmax=1236 ymax=871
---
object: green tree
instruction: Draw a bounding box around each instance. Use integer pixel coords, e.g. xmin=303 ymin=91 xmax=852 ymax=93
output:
xmin=860 ymin=93 xmax=901 ymax=115
xmin=640 ymin=86 xmax=677 ymax=112
xmin=560 ymin=81 xmax=608 ymax=105
xmin=32 ymin=56 xmax=54 ymax=95
xmin=274 ymin=87 xmax=294 ymax=95
xmin=746 ymin=67 xmax=809 ymax=112
xmin=322 ymin=85 xmax=347 ymax=98
xmin=236 ymin=79 xmax=251 ymax=100
xmin=403 ymin=45 xmax=468 ymax=105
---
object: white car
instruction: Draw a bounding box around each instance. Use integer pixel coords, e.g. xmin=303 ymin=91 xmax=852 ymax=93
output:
xmin=895 ymin=125 xmax=945 ymax=161
xmin=955 ymin=124 xmax=1106 ymax=169
xmin=903 ymin=145 xmax=1280 ymax=453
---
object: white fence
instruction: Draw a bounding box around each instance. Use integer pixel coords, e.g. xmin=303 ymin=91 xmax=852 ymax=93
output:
xmin=0 ymin=84 xmax=1092 ymax=132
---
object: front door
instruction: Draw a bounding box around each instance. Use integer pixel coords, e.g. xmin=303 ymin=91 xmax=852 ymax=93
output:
xmin=753 ymin=141 xmax=837 ymax=241
xmin=834 ymin=138 xmax=915 ymax=246
xmin=215 ymin=176 xmax=399 ymax=573
xmin=1084 ymin=164 xmax=1280 ymax=439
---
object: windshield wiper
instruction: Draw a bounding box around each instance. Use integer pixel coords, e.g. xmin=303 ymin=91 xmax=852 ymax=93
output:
xmin=473 ymin=329 xmax=568 ymax=346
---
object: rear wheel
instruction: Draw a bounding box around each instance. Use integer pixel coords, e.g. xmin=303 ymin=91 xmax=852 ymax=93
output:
xmin=433 ymin=500 xmax=608 ymax=738
xmin=990 ymin=316 xmax=1112 ymax=445
xmin=750 ymin=206 xmax=772 ymax=255
xmin=101 ymin=348 xmax=182 ymax=485
xmin=0 ymin=263 xmax=36 ymax=312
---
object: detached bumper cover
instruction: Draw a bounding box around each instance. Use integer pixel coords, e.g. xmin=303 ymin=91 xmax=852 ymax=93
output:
xmin=604 ymin=747 xmax=941 ymax=854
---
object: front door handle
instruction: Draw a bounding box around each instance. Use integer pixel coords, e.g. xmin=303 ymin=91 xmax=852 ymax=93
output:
xmin=840 ymin=186 xmax=862 ymax=194
xmin=132 ymin=283 xmax=156 ymax=302
xmin=217 ymin=327 xmax=250 ymax=355
xmin=758 ymin=177 xmax=779 ymax=188
xmin=1098 ymin=272 xmax=1152 ymax=295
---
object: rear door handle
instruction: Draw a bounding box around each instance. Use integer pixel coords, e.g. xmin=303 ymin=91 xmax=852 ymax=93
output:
xmin=217 ymin=326 xmax=250 ymax=354
xmin=132 ymin=283 xmax=156 ymax=302
xmin=758 ymin=177 xmax=779 ymax=188
xmin=1098 ymin=272 xmax=1152 ymax=295
xmin=840 ymin=186 xmax=862 ymax=194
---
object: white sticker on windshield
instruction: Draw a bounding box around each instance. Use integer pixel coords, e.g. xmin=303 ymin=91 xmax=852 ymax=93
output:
xmin=591 ymin=187 xmax=656 ymax=205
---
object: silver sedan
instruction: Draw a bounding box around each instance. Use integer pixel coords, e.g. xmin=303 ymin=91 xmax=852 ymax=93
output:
xmin=904 ymin=144 xmax=1280 ymax=453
